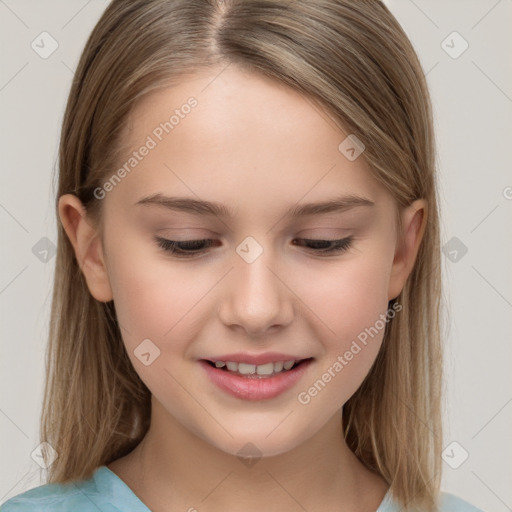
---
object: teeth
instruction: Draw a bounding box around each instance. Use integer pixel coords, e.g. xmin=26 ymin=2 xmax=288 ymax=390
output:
xmin=255 ymin=362 xmax=274 ymax=375
xmin=213 ymin=359 xmax=299 ymax=376
xmin=238 ymin=362 xmax=256 ymax=375
xmin=226 ymin=361 xmax=238 ymax=372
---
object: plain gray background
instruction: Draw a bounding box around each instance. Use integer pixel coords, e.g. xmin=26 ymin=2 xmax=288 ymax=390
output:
xmin=1 ymin=1 xmax=511 ymax=510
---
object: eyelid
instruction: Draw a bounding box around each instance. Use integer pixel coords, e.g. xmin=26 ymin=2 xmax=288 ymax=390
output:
xmin=153 ymin=235 xmax=355 ymax=258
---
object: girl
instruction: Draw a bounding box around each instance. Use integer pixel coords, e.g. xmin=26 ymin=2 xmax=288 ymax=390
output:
xmin=1 ymin=1 xmax=484 ymax=511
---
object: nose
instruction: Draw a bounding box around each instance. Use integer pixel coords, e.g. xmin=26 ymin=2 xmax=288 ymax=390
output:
xmin=217 ymin=246 xmax=294 ymax=337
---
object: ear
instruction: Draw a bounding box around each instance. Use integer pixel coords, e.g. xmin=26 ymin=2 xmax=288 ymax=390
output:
xmin=388 ymin=198 xmax=428 ymax=301
xmin=58 ymin=194 xmax=113 ymax=302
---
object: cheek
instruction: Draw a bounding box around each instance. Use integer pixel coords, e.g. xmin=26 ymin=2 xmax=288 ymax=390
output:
xmin=300 ymin=250 xmax=394 ymax=393
xmin=292 ymin=258 xmax=397 ymax=430
xmin=107 ymin=251 xmax=209 ymax=404
xmin=309 ymin=251 xmax=392 ymax=334
xmin=106 ymin=240 xmax=203 ymax=351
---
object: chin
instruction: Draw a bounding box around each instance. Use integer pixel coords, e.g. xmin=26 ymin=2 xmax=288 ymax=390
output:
xmin=221 ymin=438 xmax=295 ymax=460
xmin=202 ymin=426 xmax=308 ymax=462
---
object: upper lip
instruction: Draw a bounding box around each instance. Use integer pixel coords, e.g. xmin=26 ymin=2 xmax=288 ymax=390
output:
xmin=201 ymin=352 xmax=312 ymax=366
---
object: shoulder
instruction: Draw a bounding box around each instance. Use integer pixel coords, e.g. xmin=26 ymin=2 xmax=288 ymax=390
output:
xmin=439 ymin=491 xmax=486 ymax=512
xmin=0 ymin=468 xmax=110 ymax=512
xmin=378 ymin=489 xmax=485 ymax=512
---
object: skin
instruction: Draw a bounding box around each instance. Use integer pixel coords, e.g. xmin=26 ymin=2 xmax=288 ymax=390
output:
xmin=59 ymin=64 xmax=427 ymax=512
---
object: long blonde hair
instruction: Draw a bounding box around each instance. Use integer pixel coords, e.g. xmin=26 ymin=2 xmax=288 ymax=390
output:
xmin=42 ymin=1 xmax=443 ymax=510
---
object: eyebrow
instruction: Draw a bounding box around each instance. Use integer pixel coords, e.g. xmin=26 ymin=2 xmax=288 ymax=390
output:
xmin=134 ymin=193 xmax=374 ymax=218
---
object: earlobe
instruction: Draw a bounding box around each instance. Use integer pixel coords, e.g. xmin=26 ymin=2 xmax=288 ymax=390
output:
xmin=58 ymin=194 xmax=113 ymax=303
xmin=387 ymin=199 xmax=428 ymax=301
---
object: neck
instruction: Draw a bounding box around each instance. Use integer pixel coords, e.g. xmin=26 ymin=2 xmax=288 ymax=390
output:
xmin=108 ymin=399 xmax=388 ymax=512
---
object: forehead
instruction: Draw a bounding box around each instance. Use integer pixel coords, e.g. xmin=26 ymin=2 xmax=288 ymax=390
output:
xmin=111 ymin=65 xmax=391 ymax=214
xmin=124 ymin=67 xmax=335 ymax=151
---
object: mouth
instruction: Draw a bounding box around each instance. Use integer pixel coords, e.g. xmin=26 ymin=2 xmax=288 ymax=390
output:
xmin=201 ymin=358 xmax=313 ymax=378
xmin=199 ymin=357 xmax=314 ymax=401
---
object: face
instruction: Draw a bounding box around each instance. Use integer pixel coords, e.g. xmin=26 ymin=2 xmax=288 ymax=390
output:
xmin=62 ymin=65 xmax=423 ymax=458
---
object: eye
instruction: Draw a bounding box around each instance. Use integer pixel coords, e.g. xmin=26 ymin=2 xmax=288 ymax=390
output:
xmin=292 ymin=235 xmax=354 ymax=254
xmin=154 ymin=235 xmax=354 ymax=258
xmin=154 ymin=237 xmax=218 ymax=258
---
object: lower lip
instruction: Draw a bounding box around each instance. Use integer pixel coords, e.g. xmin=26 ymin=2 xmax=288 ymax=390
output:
xmin=199 ymin=359 xmax=313 ymax=401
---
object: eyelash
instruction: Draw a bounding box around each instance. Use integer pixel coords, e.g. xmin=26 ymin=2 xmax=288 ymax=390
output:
xmin=154 ymin=235 xmax=355 ymax=258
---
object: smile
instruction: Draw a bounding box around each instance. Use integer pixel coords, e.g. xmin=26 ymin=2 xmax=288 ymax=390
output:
xmin=199 ymin=358 xmax=314 ymax=400
xmin=210 ymin=359 xmax=302 ymax=376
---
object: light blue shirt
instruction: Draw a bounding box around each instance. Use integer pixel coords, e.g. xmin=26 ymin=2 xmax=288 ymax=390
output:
xmin=1 ymin=465 xmax=485 ymax=511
